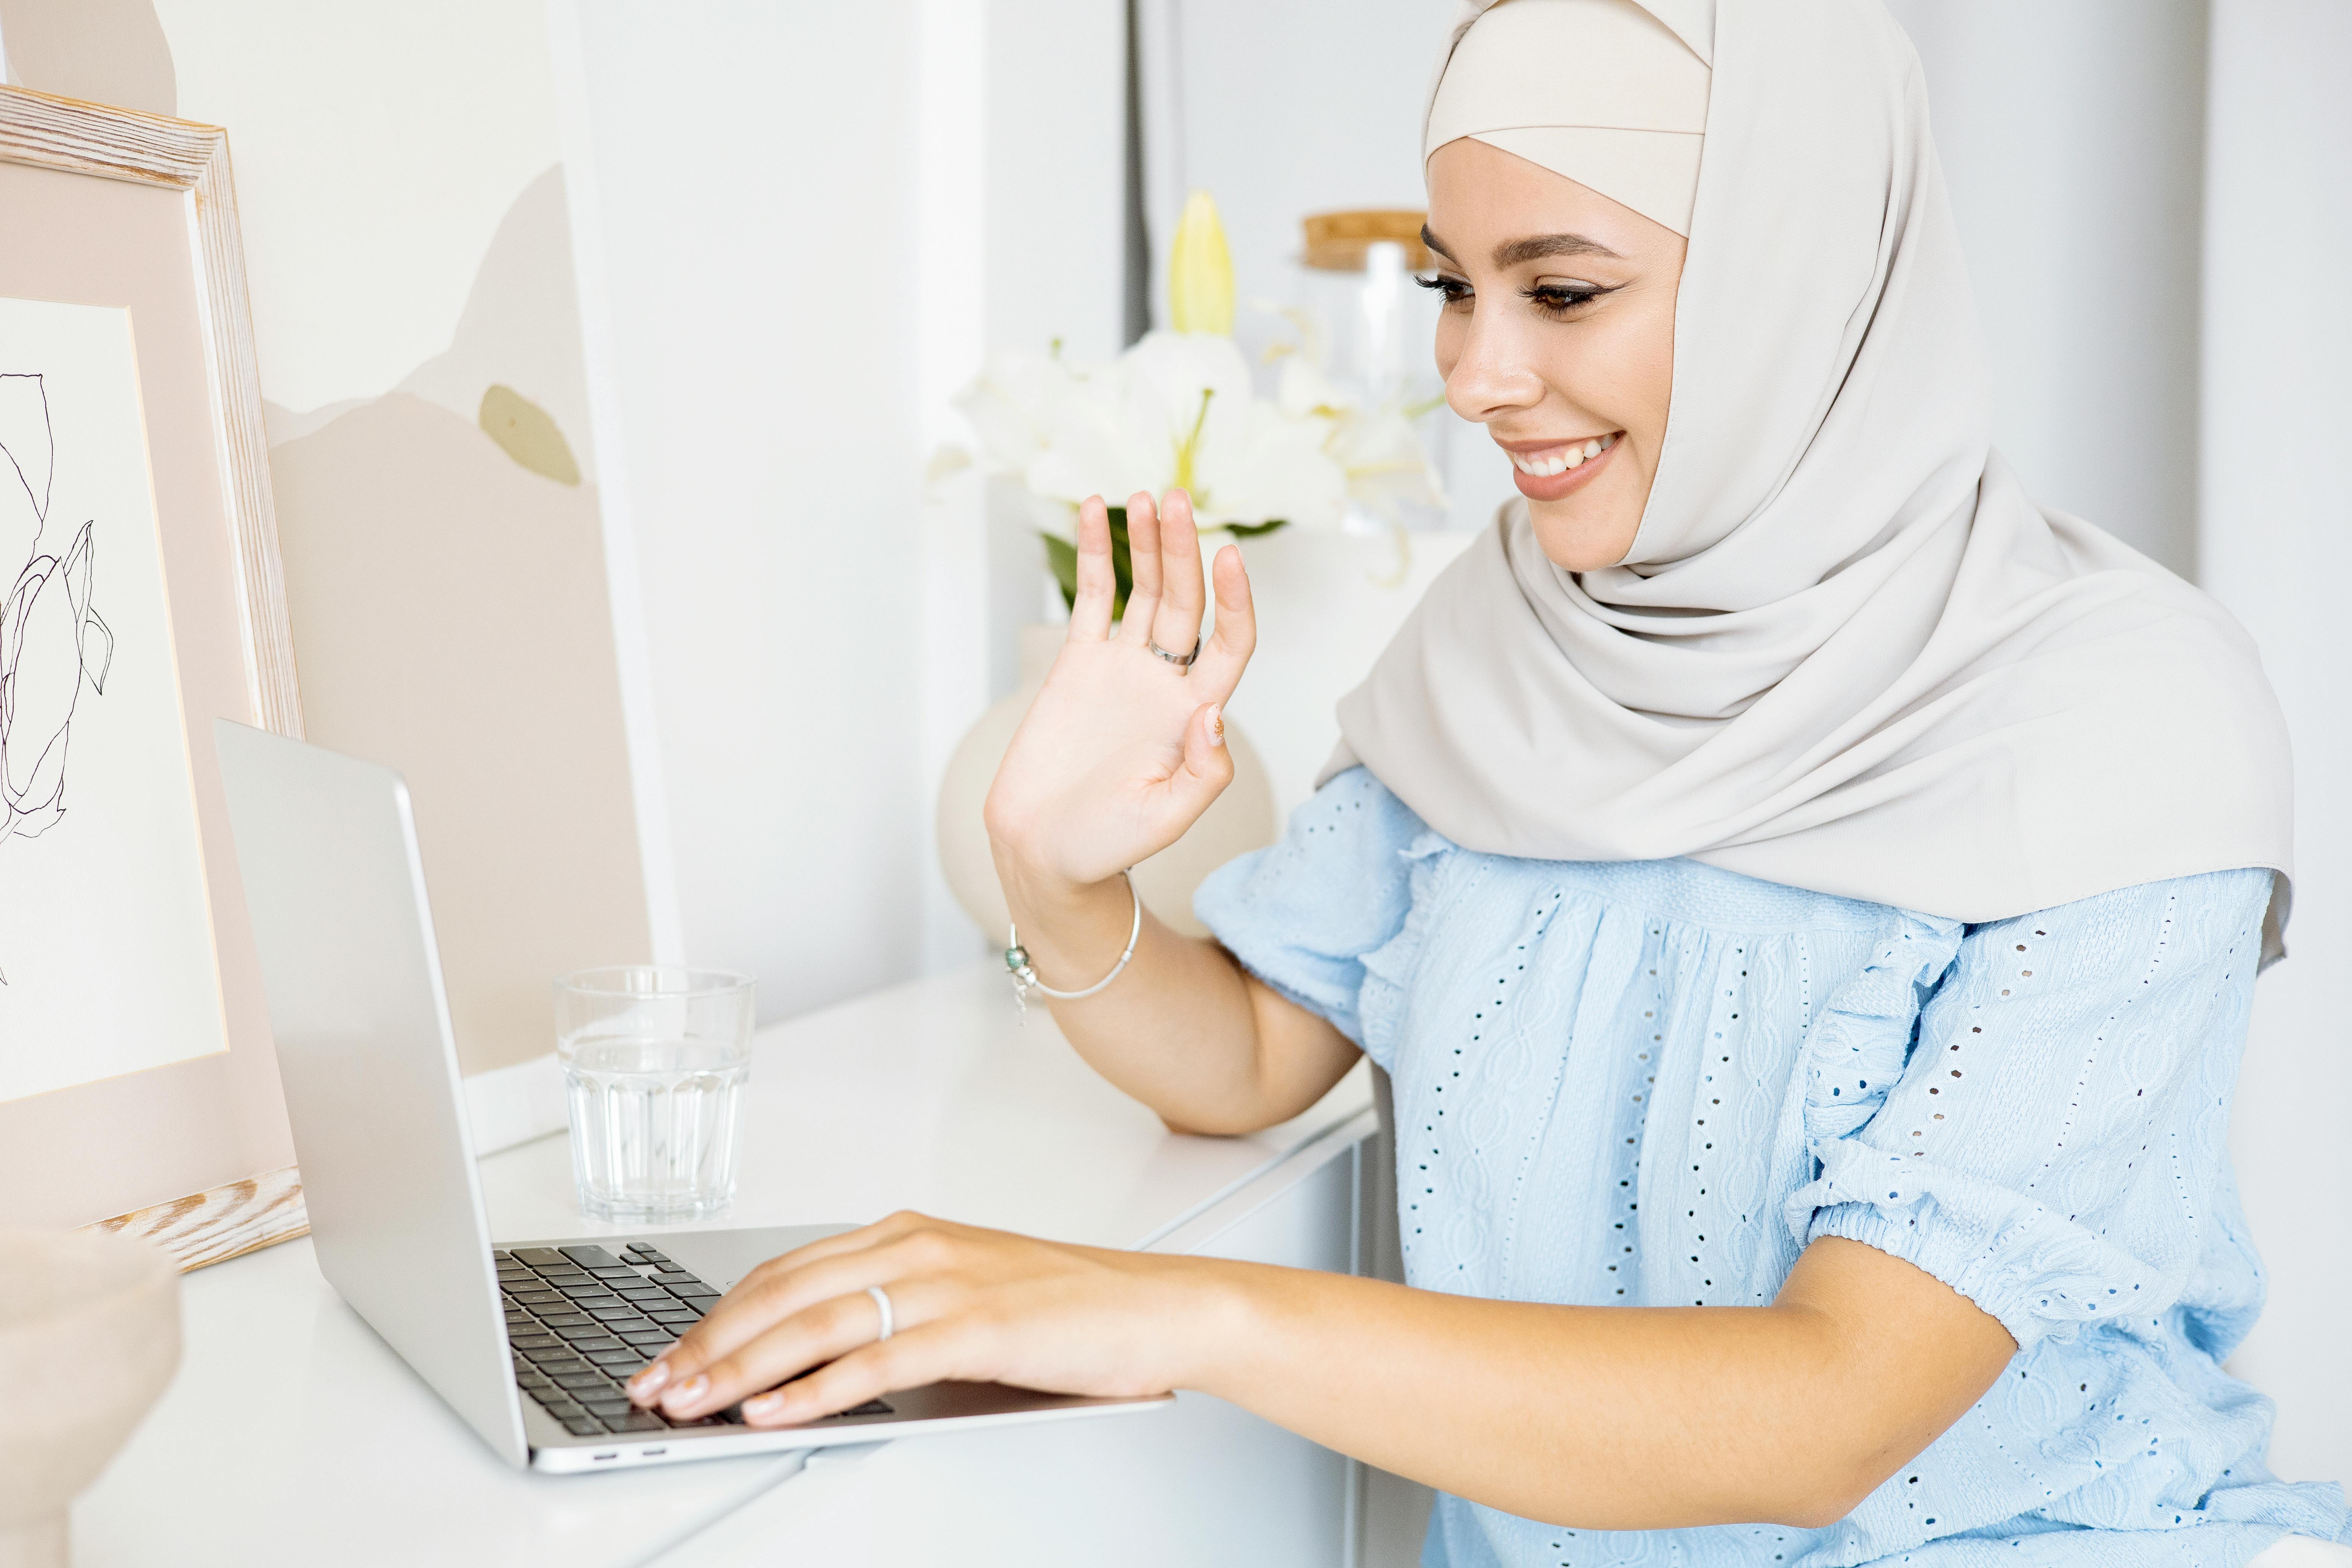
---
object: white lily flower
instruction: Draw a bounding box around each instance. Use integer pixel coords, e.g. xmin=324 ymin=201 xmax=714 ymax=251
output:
xmin=953 ymin=348 xmax=1088 ymax=475
xmin=1274 ymin=355 xmax=1446 ymax=524
xmin=1332 ymin=400 xmax=1448 ymax=522
xmin=978 ymin=330 xmax=1349 ymax=530
xmin=1275 ymin=354 xmax=1354 ymax=420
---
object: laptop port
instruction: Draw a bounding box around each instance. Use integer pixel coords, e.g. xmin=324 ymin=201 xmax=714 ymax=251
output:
xmin=592 ymin=1451 xmax=619 ymax=1462
xmin=641 ymin=1447 xmax=668 ymax=1457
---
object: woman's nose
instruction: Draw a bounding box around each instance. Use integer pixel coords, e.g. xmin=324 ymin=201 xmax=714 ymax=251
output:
xmin=1444 ymin=312 xmax=1547 ymax=426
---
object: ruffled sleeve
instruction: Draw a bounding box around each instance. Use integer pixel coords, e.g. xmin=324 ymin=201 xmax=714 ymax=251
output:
xmin=1192 ymin=766 xmax=1427 ymax=1049
xmin=1784 ymin=868 xmax=2275 ymax=1352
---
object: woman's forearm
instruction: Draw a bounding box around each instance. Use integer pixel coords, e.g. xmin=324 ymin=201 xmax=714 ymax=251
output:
xmin=1175 ymin=1236 xmax=2015 ymax=1531
xmin=995 ymin=860 xmax=1358 ymax=1134
xmin=997 ymin=860 xmax=1364 ymax=1128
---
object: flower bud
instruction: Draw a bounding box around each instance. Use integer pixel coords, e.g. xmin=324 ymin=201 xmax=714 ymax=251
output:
xmin=1168 ymin=190 xmax=1234 ymax=337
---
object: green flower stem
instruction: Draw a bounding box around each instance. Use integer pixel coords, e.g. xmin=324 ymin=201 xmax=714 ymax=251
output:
xmin=1041 ymin=508 xmax=1289 ymax=620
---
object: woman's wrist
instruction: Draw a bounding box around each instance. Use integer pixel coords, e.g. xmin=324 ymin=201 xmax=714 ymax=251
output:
xmin=1138 ymin=1253 xmax=1273 ymax=1395
xmin=991 ymin=845 xmax=1141 ymax=989
xmin=991 ymin=838 xmax=1128 ymax=926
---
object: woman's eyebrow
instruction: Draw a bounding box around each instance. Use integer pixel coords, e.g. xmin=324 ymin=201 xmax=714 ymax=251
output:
xmin=1492 ymin=232 xmax=1623 ymax=266
xmin=1411 ymin=223 xmax=1618 ymax=266
xmin=1416 ymin=225 xmax=1624 ymax=268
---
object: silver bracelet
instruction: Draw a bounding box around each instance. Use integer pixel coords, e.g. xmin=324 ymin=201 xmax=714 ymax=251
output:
xmin=1005 ymin=871 xmax=1141 ymax=1017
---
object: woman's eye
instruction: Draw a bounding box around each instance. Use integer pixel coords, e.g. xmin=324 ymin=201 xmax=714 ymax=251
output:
xmin=1524 ymin=282 xmax=1602 ymax=315
xmin=1415 ymin=273 xmax=1474 ymax=308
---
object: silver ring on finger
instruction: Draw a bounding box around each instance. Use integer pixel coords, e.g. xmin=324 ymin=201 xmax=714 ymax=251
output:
xmin=1147 ymin=637 xmax=1199 ymax=668
xmin=866 ymin=1284 xmax=894 ymax=1343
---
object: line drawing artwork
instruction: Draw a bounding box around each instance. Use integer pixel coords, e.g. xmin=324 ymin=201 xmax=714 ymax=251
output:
xmin=0 ymin=371 xmax=116 ymax=983
xmin=0 ymin=299 xmax=227 ymax=1102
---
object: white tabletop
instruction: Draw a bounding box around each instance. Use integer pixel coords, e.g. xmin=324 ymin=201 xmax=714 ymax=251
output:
xmin=74 ymin=963 xmax=1374 ymax=1568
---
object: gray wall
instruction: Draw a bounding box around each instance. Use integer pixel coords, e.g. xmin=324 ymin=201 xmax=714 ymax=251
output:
xmin=1883 ymin=0 xmax=2209 ymax=576
xmin=2199 ymin=0 xmax=2352 ymax=1493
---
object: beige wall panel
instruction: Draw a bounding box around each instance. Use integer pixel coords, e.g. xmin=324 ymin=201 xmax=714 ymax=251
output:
xmin=271 ymin=394 xmax=649 ymax=1074
xmin=0 ymin=0 xmax=175 ymax=114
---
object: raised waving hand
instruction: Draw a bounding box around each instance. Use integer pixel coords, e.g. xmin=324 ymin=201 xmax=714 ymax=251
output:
xmin=983 ymin=487 xmax=1257 ymax=897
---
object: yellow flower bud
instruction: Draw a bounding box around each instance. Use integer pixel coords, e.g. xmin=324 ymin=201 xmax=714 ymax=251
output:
xmin=1168 ymin=189 xmax=1235 ymax=337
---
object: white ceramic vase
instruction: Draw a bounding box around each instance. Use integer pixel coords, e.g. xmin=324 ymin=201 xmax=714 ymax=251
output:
xmin=937 ymin=623 xmax=1278 ymax=943
xmin=0 ymin=1229 xmax=180 ymax=1568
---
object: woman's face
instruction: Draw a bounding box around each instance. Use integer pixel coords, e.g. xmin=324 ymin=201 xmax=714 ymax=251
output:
xmin=1423 ymin=138 xmax=1686 ymax=571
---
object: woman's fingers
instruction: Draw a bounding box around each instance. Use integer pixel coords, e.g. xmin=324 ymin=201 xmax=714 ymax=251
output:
xmin=1151 ymin=701 xmax=1234 ymax=830
xmin=1148 ymin=488 xmax=1206 ymax=664
xmin=1188 ymin=544 xmax=1257 ymax=701
xmin=668 ymin=1232 xmax=934 ymax=1371
xmin=1069 ymin=497 xmax=1116 ymax=641
xmin=1119 ymin=490 xmax=1162 ymax=644
xmin=658 ymin=1283 xmax=922 ymax=1421
xmin=709 ymin=1212 xmax=926 ymax=1309
xmin=630 ymin=1217 xmax=941 ymax=1405
xmin=741 ymin=1322 xmax=969 ymax=1428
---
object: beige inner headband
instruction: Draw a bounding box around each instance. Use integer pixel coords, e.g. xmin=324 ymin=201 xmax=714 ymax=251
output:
xmin=1426 ymin=0 xmax=1711 ymax=236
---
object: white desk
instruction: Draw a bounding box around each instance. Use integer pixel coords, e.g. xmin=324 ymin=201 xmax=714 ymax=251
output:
xmin=74 ymin=964 xmax=1384 ymax=1566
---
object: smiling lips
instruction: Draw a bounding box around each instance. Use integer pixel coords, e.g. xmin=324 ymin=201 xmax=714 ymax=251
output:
xmin=1503 ymin=431 xmax=1621 ymax=500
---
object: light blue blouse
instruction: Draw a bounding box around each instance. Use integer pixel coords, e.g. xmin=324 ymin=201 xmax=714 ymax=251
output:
xmin=1194 ymin=767 xmax=2347 ymax=1568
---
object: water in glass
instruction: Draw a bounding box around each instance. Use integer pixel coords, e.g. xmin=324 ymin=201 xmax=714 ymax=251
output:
xmin=556 ymin=967 xmax=753 ymax=1223
xmin=564 ymin=1039 xmax=748 ymax=1222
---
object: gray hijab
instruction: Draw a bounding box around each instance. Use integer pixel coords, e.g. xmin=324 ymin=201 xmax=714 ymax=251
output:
xmin=1332 ymin=0 xmax=2295 ymax=956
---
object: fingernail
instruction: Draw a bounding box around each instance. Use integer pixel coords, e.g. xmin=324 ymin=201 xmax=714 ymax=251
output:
xmin=1208 ymin=705 xmax=1225 ymax=747
xmin=629 ymin=1361 xmax=670 ymax=1400
xmin=662 ymin=1374 xmax=710 ymax=1412
xmin=742 ymin=1391 xmax=785 ymax=1422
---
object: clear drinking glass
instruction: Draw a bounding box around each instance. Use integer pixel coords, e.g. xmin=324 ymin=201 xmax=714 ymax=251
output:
xmin=554 ymin=966 xmax=755 ymax=1223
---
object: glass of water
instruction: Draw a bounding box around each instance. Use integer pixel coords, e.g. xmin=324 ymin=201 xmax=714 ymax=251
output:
xmin=554 ymin=966 xmax=755 ymax=1223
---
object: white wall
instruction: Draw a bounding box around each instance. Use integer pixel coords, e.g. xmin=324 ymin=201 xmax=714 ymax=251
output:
xmin=918 ymin=0 xmax=1129 ymax=968
xmin=554 ymin=2 xmax=926 ymax=1020
xmin=2199 ymin=0 xmax=2352 ymax=1491
xmin=553 ymin=0 xmax=1129 ymax=1011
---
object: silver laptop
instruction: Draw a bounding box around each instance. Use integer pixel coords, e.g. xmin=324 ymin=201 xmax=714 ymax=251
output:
xmin=213 ymin=720 xmax=1169 ymax=1473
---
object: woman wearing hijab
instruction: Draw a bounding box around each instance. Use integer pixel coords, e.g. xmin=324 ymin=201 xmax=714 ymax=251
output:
xmin=630 ymin=0 xmax=2348 ymax=1560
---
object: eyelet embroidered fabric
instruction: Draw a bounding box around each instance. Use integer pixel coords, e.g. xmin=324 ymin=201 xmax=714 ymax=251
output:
xmin=1193 ymin=767 xmax=2349 ymax=1568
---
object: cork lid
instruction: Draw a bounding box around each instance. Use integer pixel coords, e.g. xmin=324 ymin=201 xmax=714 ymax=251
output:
xmin=1301 ymin=210 xmax=1433 ymax=272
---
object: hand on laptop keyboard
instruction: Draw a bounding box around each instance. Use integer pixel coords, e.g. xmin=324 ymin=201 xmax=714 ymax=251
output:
xmin=497 ymin=1241 xmax=890 ymax=1438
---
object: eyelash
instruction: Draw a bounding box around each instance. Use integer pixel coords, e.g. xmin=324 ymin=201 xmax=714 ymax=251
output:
xmin=1413 ymin=274 xmax=1606 ymax=317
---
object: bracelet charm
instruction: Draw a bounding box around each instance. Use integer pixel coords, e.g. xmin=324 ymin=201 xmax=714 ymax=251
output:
xmin=1005 ymin=871 xmax=1142 ymax=1018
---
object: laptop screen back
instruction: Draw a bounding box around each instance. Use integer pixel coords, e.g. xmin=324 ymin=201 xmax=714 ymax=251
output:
xmin=213 ymin=721 xmax=526 ymax=1467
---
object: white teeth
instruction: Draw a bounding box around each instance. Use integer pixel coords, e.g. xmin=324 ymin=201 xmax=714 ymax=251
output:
xmin=1510 ymin=436 xmax=1620 ymax=477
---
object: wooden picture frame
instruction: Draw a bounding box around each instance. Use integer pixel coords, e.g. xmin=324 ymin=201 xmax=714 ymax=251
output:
xmin=0 ymin=86 xmax=306 ymax=1268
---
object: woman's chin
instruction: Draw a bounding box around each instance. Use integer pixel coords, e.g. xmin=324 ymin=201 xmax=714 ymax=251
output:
xmin=1527 ymin=496 xmax=1643 ymax=572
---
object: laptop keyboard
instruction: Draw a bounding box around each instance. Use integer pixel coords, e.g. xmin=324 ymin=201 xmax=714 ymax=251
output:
xmin=497 ymin=1240 xmax=891 ymax=1439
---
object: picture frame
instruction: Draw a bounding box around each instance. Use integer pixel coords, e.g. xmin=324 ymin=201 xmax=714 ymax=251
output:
xmin=0 ymin=85 xmax=306 ymax=1268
